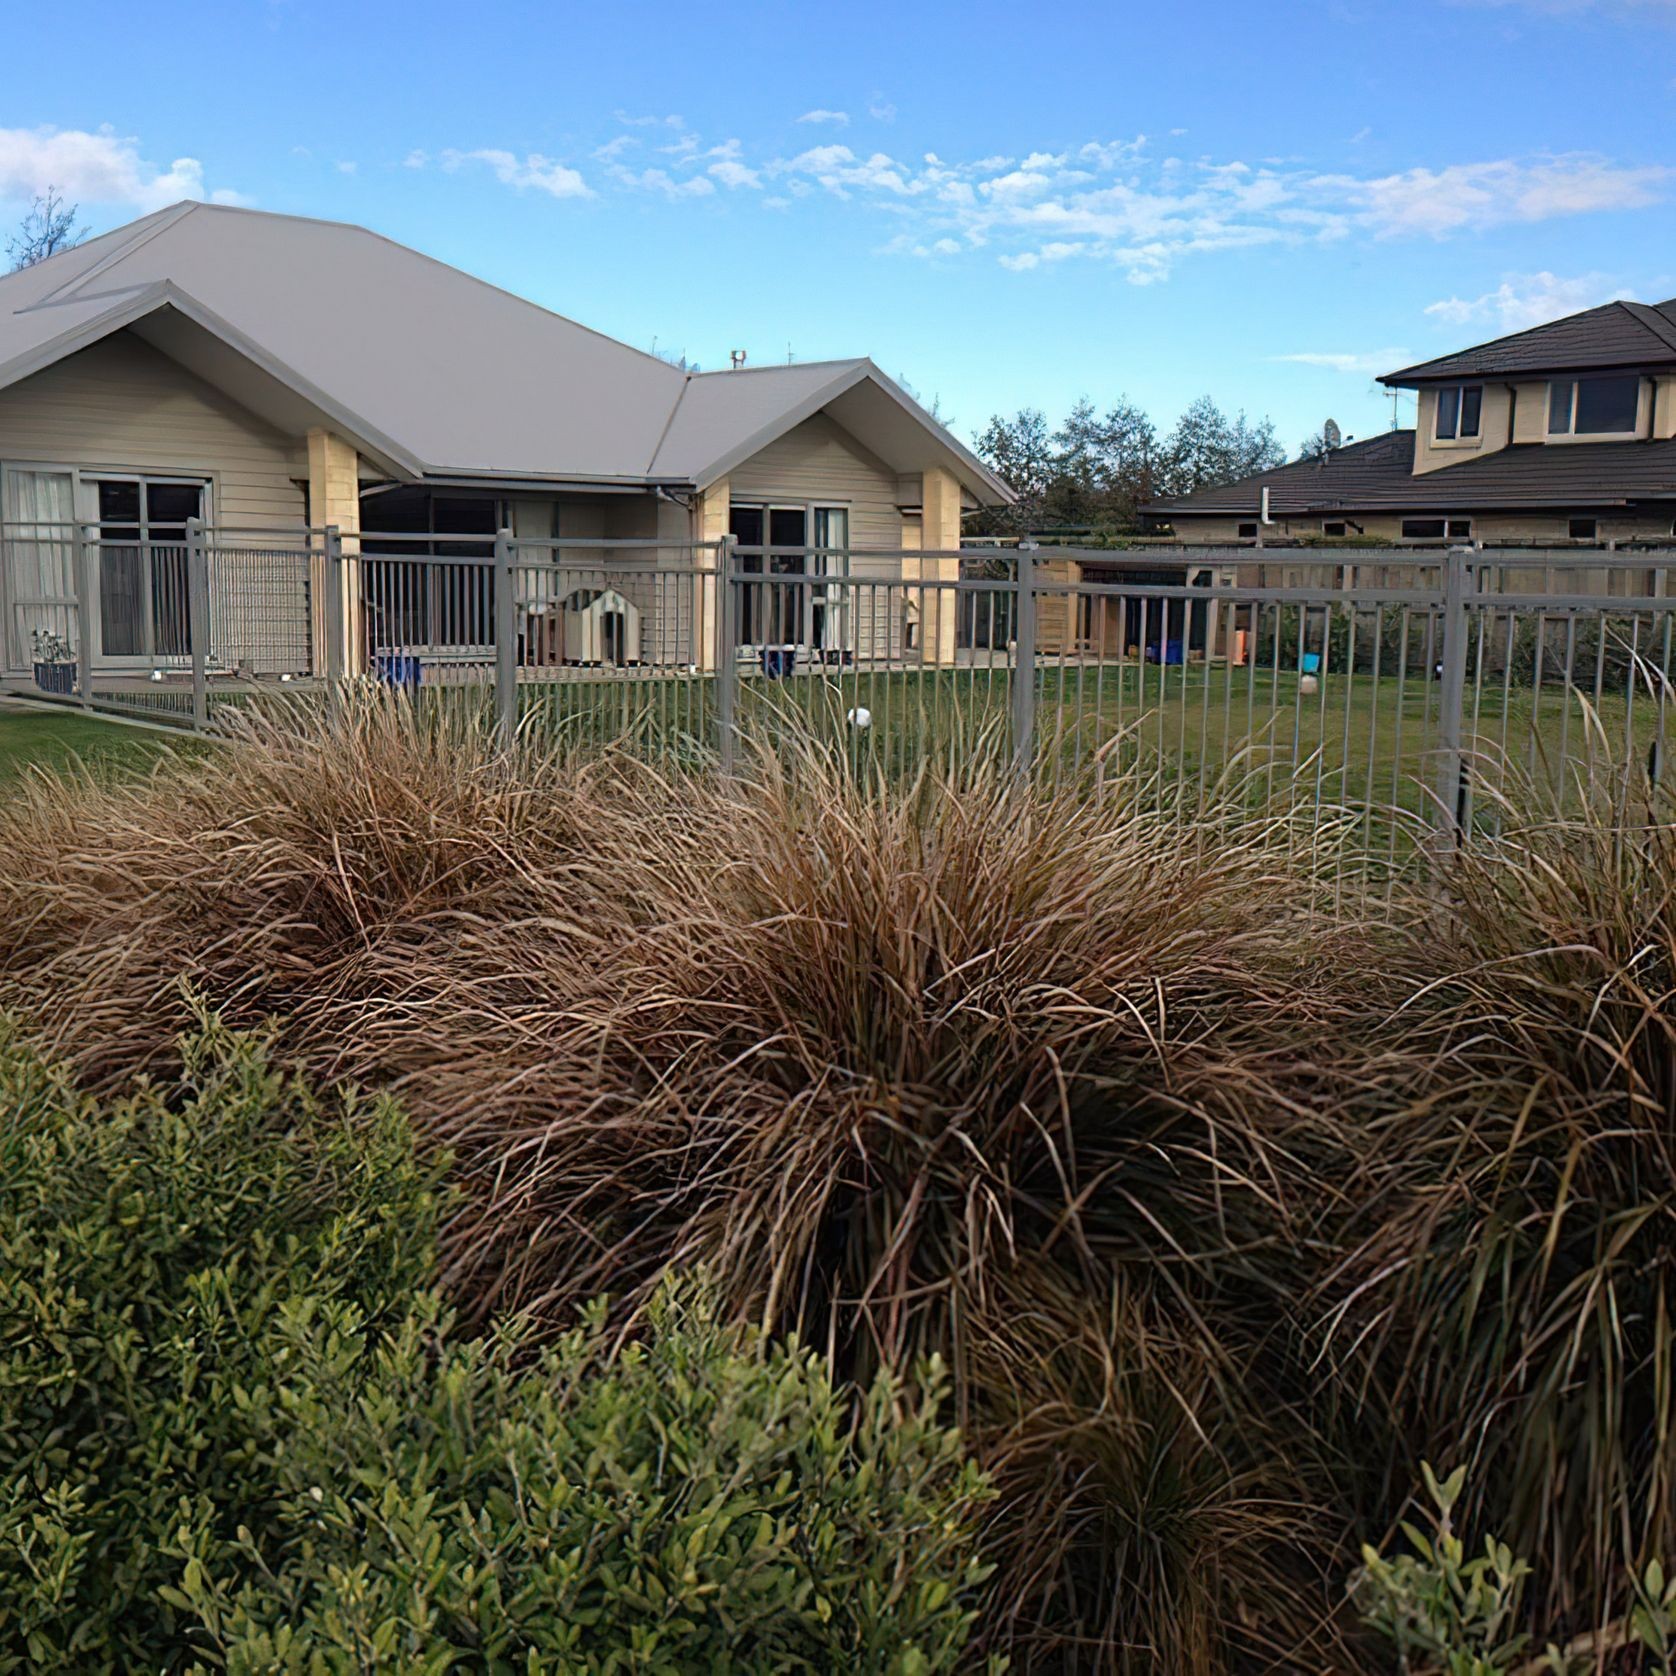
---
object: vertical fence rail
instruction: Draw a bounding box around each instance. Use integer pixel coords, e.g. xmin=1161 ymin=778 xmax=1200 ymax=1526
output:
xmin=187 ymin=518 xmax=209 ymax=731
xmin=716 ymin=535 xmax=738 ymax=775
xmin=1011 ymin=544 xmax=1036 ymax=775
xmin=493 ymin=527 xmax=517 ymax=752
xmin=1431 ymin=545 xmax=1472 ymax=847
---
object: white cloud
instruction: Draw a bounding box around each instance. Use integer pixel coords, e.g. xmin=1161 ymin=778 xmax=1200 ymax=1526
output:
xmin=413 ymin=122 xmax=1671 ymax=291
xmin=797 ymin=109 xmax=851 ymax=126
xmin=1317 ymin=154 xmax=1668 ymax=237
xmin=443 ymin=149 xmax=591 ymax=199
xmin=709 ymin=159 xmax=761 ymax=189
xmin=1424 ymin=270 xmax=1632 ymax=330
xmin=335 ymin=160 xmax=357 ymax=175
xmin=609 ymin=165 xmax=714 ymax=199
xmin=402 ymin=148 xmax=428 ymax=169
xmin=1273 ymin=348 xmax=1414 ymax=375
xmin=868 ymin=99 xmax=897 ymax=122
xmin=0 ymin=125 xmax=246 ymax=213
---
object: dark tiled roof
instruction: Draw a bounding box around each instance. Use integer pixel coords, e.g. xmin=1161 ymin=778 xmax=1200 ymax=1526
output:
xmin=1146 ymin=429 xmax=1676 ymax=519
xmin=1381 ymin=299 xmax=1676 ymax=385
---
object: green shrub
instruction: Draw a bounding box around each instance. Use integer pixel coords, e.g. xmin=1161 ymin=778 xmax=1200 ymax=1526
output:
xmin=0 ymin=1017 xmax=994 ymax=1672
xmin=181 ymin=1286 xmax=993 ymax=1673
xmin=0 ymin=1008 xmax=440 ymax=1670
xmin=1355 ymin=1466 xmax=1676 ymax=1675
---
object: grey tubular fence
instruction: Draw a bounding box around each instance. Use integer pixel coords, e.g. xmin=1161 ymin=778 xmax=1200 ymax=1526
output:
xmin=10 ymin=521 xmax=1676 ymax=871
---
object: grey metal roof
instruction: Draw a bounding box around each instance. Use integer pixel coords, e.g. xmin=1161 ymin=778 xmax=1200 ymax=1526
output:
xmin=1381 ymin=298 xmax=1676 ymax=386
xmin=1147 ymin=428 xmax=1676 ymax=519
xmin=0 ymin=201 xmax=1011 ymax=502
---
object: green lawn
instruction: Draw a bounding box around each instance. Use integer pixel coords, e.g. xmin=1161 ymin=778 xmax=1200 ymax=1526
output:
xmin=514 ymin=659 xmax=1670 ymax=821
xmin=0 ymin=705 xmax=198 ymax=785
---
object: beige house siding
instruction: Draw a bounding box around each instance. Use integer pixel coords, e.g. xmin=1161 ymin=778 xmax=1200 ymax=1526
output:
xmin=728 ymin=411 xmax=903 ymax=554
xmin=1412 ymin=384 xmax=1515 ymax=475
xmin=0 ymin=330 xmax=307 ymax=528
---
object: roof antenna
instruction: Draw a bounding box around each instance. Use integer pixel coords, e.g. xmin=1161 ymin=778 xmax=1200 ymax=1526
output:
xmin=730 ymin=349 xmax=747 ymax=370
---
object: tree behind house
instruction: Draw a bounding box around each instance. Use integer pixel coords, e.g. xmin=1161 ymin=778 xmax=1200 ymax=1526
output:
xmin=7 ymin=187 xmax=86 ymax=271
xmin=973 ymin=392 xmax=1283 ymax=535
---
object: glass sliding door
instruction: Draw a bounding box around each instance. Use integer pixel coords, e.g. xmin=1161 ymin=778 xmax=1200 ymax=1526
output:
xmin=764 ymin=507 xmax=807 ymax=647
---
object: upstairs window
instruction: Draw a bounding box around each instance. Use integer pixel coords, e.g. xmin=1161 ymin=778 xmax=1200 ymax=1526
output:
xmin=1568 ymin=517 xmax=1598 ymax=540
xmin=1549 ymin=374 xmax=1640 ymax=436
xmin=1236 ymin=522 xmax=1258 ymax=539
xmin=1434 ymin=384 xmax=1482 ymax=442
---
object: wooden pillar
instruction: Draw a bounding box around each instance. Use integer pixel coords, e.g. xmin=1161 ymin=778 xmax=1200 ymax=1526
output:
xmin=694 ymin=477 xmax=729 ymax=671
xmin=307 ymin=430 xmax=361 ymax=675
xmin=915 ymin=465 xmax=962 ymax=666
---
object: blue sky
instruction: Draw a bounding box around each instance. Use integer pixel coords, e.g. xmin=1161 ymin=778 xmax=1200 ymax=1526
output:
xmin=2 ymin=0 xmax=1672 ymax=455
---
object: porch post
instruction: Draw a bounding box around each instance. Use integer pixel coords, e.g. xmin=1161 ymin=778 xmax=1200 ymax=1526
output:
xmin=694 ymin=478 xmax=729 ymax=673
xmin=307 ymin=430 xmax=362 ymax=678
xmin=918 ymin=465 xmax=963 ymax=666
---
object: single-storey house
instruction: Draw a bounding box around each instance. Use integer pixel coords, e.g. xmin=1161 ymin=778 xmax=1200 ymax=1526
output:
xmin=0 ymin=200 xmax=1011 ymax=684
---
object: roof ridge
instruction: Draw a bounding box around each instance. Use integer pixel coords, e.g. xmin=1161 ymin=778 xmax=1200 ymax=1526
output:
xmin=25 ymin=202 xmax=201 ymax=310
xmin=1618 ymin=298 xmax=1676 ymax=356
xmin=50 ymin=199 xmax=691 ymax=386
xmin=688 ymin=356 xmax=866 ymax=379
xmin=1381 ymin=298 xmax=1638 ymax=384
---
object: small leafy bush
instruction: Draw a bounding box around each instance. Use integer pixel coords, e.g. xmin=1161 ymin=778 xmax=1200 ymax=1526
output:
xmin=0 ymin=1008 xmax=439 ymax=1670
xmin=1355 ymin=1466 xmax=1676 ymax=1675
xmin=0 ymin=1017 xmax=994 ymax=1672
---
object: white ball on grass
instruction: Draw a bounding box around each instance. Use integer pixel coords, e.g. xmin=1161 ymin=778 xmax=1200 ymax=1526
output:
xmin=847 ymin=706 xmax=872 ymax=729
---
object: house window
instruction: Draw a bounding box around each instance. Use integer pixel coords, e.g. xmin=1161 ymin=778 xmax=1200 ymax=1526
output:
xmin=1447 ymin=519 xmax=1472 ymax=539
xmin=1401 ymin=518 xmax=1447 ymax=540
xmin=92 ymin=475 xmax=207 ymax=661
xmin=1322 ymin=520 xmax=1348 ymax=538
xmin=1568 ymin=517 xmax=1598 ymax=541
xmin=1434 ymin=385 xmax=1482 ymax=442
xmin=1549 ymin=375 xmax=1640 ymax=437
xmin=1237 ymin=522 xmax=1258 ymax=540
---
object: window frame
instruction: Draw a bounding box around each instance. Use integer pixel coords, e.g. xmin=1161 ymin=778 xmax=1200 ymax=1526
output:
xmin=1547 ymin=374 xmax=1642 ymax=440
xmin=728 ymin=499 xmax=852 ymax=653
xmin=1433 ymin=384 xmax=1483 ymax=444
xmin=1567 ymin=517 xmax=1599 ymax=542
xmin=1400 ymin=518 xmax=1445 ymax=541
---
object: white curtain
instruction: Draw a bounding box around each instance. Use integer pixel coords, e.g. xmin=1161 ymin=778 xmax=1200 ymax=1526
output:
xmin=2 ymin=469 xmax=76 ymax=670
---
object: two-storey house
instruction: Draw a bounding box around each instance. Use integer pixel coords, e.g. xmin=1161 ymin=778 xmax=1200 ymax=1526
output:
xmin=1144 ymin=298 xmax=1676 ymax=546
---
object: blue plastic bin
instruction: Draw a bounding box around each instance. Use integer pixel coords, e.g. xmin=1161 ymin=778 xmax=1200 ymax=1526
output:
xmin=374 ymin=654 xmax=423 ymax=689
xmin=1300 ymin=652 xmax=1322 ymax=676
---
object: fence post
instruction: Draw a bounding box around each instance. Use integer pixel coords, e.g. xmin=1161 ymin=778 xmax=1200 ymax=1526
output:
xmin=1431 ymin=544 xmax=1472 ymax=846
xmin=322 ymin=525 xmax=344 ymax=706
xmin=715 ymin=533 xmax=738 ymax=774
xmin=494 ymin=527 xmax=517 ymax=753
xmin=187 ymin=517 xmax=210 ymax=731
xmin=1011 ymin=541 xmax=1038 ymax=777
xmin=75 ymin=523 xmax=96 ymax=711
